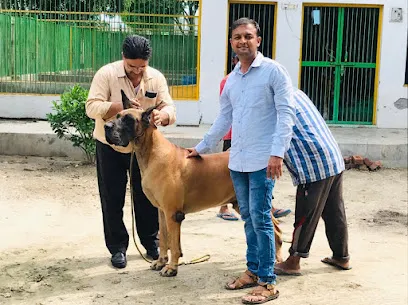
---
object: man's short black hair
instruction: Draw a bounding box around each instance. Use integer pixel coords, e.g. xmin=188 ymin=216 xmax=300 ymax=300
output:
xmin=230 ymin=18 xmax=261 ymax=37
xmin=122 ymin=35 xmax=152 ymax=60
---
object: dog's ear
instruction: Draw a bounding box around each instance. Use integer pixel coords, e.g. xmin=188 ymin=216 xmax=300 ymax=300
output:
xmin=141 ymin=101 xmax=165 ymax=127
xmin=121 ymin=90 xmax=132 ymax=109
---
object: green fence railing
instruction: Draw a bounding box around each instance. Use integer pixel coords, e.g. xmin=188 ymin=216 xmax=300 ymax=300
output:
xmin=0 ymin=0 xmax=200 ymax=99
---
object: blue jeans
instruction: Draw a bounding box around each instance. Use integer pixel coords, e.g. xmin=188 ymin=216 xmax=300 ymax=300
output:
xmin=230 ymin=168 xmax=276 ymax=285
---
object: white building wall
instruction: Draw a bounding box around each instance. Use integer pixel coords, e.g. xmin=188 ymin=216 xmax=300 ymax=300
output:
xmin=1 ymin=0 xmax=406 ymax=129
xmin=372 ymin=0 xmax=408 ymax=128
xmin=197 ymin=0 xmax=229 ymax=124
xmin=197 ymin=0 xmax=408 ymax=128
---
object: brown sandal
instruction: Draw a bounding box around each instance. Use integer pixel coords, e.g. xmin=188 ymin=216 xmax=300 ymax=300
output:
xmin=241 ymin=283 xmax=279 ymax=304
xmin=225 ymin=270 xmax=258 ymax=290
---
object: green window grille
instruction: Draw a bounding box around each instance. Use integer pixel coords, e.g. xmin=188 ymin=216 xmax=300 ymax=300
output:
xmin=301 ymin=6 xmax=380 ymax=124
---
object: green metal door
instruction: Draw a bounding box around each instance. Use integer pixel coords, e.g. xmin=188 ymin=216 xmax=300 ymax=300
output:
xmin=301 ymin=6 xmax=380 ymax=124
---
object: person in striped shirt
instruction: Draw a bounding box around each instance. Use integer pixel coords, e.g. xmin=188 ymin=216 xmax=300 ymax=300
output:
xmin=274 ymin=89 xmax=351 ymax=276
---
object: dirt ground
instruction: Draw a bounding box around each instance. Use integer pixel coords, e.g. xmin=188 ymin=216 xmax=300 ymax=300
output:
xmin=0 ymin=155 xmax=407 ymax=305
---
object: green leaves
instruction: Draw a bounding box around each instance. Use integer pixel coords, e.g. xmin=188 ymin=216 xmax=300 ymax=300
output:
xmin=46 ymin=84 xmax=95 ymax=163
xmin=122 ymin=0 xmax=199 ymax=34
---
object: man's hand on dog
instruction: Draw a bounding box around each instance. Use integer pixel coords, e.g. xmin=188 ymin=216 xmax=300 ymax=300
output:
xmin=105 ymin=98 xmax=142 ymax=119
xmin=151 ymin=109 xmax=170 ymax=127
xmin=129 ymin=98 xmax=142 ymax=109
xmin=104 ymin=99 xmax=141 ymax=119
xmin=186 ymin=148 xmax=199 ymax=158
xmin=123 ymin=98 xmax=170 ymax=126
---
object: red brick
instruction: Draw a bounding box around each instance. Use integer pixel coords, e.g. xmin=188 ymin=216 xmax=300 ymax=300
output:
xmin=368 ymin=160 xmax=382 ymax=171
xmin=352 ymin=155 xmax=364 ymax=165
xmin=364 ymin=158 xmax=373 ymax=167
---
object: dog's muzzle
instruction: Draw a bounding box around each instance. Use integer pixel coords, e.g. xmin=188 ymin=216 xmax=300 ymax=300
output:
xmin=104 ymin=122 xmax=118 ymax=145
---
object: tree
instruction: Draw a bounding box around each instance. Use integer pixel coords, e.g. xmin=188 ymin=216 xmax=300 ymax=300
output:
xmin=1 ymin=0 xmax=121 ymax=12
xmin=120 ymin=0 xmax=199 ymax=34
xmin=46 ymin=85 xmax=96 ymax=163
xmin=1 ymin=0 xmax=121 ymax=22
xmin=1 ymin=0 xmax=199 ymax=32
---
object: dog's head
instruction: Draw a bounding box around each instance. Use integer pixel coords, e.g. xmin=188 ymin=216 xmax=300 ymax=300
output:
xmin=104 ymin=90 xmax=161 ymax=147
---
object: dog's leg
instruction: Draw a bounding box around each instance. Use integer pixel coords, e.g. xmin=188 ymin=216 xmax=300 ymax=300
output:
xmin=150 ymin=210 xmax=169 ymax=271
xmin=159 ymin=210 xmax=184 ymax=277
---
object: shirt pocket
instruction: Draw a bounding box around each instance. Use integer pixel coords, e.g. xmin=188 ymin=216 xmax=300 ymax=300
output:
xmin=141 ymin=91 xmax=158 ymax=107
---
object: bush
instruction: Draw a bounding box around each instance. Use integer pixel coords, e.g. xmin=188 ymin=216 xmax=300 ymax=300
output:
xmin=47 ymin=85 xmax=95 ymax=163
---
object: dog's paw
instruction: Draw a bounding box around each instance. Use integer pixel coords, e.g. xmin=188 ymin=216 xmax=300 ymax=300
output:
xmin=159 ymin=265 xmax=178 ymax=277
xmin=150 ymin=258 xmax=167 ymax=271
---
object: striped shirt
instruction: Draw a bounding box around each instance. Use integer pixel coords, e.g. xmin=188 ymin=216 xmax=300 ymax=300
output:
xmin=284 ymin=89 xmax=345 ymax=186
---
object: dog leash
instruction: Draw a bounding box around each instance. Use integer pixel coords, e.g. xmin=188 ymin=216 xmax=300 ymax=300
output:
xmin=129 ymin=153 xmax=211 ymax=266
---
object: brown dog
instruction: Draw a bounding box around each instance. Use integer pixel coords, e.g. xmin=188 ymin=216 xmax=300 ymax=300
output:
xmin=104 ymin=91 xmax=282 ymax=276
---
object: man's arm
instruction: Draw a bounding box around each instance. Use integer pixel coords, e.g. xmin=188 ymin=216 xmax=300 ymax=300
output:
xmin=269 ymin=63 xmax=296 ymax=158
xmin=268 ymin=63 xmax=296 ymax=179
xmin=155 ymin=73 xmax=176 ymax=126
xmin=85 ymin=68 xmax=116 ymax=120
xmin=86 ymin=67 xmax=143 ymax=120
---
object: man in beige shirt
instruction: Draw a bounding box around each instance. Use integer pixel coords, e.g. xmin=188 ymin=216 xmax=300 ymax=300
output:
xmin=86 ymin=35 xmax=176 ymax=268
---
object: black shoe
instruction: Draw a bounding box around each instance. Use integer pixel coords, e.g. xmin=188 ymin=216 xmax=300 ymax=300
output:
xmin=111 ymin=252 xmax=127 ymax=268
xmin=146 ymin=248 xmax=159 ymax=260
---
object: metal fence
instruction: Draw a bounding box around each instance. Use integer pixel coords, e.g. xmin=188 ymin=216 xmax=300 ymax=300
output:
xmin=0 ymin=0 xmax=201 ymax=99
